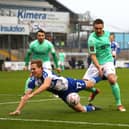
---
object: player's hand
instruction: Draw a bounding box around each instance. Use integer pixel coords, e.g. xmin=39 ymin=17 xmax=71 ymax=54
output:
xmin=23 ymin=66 xmax=28 ymax=71
xmin=9 ymin=110 xmax=21 ymax=116
xmin=28 ymin=94 xmax=33 ymax=99
xmin=98 ymin=67 xmax=104 ymax=78
xmin=55 ymin=67 xmax=62 ymax=73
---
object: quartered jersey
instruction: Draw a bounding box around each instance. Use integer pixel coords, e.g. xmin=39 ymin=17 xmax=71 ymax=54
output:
xmin=28 ymin=69 xmax=87 ymax=101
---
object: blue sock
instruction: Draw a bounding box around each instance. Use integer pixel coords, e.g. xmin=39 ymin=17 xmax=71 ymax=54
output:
xmin=85 ymin=105 xmax=95 ymax=112
xmin=94 ymin=76 xmax=102 ymax=83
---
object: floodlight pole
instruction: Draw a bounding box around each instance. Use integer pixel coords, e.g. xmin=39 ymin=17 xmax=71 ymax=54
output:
xmin=77 ymin=23 xmax=81 ymax=50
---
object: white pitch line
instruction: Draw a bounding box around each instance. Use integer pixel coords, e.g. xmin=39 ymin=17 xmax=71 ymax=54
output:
xmin=0 ymin=96 xmax=86 ymax=105
xmin=0 ymin=94 xmax=21 ymax=96
xmin=0 ymin=98 xmax=58 ymax=105
xmin=0 ymin=117 xmax=129 ymax=127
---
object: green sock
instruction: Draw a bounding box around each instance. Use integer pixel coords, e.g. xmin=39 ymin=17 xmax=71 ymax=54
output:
xmin=61 ymin=66 xmax=64 ymax=71
xmin=111 ymin=83 xmax=121 ymax=106
xmin=86 ymin=87 xmax=97 ymax=93
xmin=24 ymin=77 xmax=30 ymax=93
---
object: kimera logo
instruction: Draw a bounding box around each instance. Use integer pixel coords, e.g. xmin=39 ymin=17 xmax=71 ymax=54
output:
xmin=17 ymin=10 xmax=47 ymax=20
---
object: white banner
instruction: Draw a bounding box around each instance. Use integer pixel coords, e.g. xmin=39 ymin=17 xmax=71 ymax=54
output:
xmin=0 ymin=24 xmax=29 ymax=35
xmin=4 ymin=61 xmax=25 ymax=71
xmin=17 ymin=10 xmax=69 ymax=33
xmin=81 ymin=25 xmax=93 ymax=31
xmin=116 ymin=60 xmax=129 ymax=68
xmin=0 ymin=9 xmax=70 ymax=33
xmin=30 ymin=22 xmax=69 ymax=33
xmin=0 ymin=16 xmax=18 ymax=24
xmin=17 ymin=10 xmax=69 ymax=22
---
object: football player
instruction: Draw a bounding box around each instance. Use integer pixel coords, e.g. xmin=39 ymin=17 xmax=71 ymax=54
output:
xmin=9 ymin=60 xmax=101 ymax=115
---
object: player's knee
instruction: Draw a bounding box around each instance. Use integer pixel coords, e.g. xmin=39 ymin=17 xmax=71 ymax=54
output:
xmin=108 ymin=75 xmax=117 ymax=84
xmin=85 ymin=80 xmax=95 ymax=88
xmin=21 ymin=95 xmax=26 ymax=100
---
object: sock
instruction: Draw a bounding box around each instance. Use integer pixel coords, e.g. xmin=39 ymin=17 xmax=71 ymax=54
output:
xmin=86 ymin=87 xmax=97 ymax=93
xmin=89 ymin=76 xmax=102 ymax=83
xmin=24 ymin=77 xmax=30 ymax=93
xmin=84 ymin=105 xmax=95 ymax=112
xmin=62 ymin=66 xmax=64 ymax=71
xmin=111 ymin=83 xmax=122 ymax=106
xmin=94 ymin=76 xmax=102 ymax=83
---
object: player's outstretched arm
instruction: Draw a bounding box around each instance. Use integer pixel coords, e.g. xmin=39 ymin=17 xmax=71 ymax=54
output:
xmin=26 ymin=78 xmax=52 ymax=100
xmin=9 ymin=90 xmax=32 ymax=116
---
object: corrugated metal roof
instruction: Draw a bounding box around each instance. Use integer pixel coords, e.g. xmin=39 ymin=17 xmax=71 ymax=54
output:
xmin=0 ymin=0 xmax=53 ymax=8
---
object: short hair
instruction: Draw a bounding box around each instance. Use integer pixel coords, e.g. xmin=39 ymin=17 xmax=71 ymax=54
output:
xmin=110 ymin=33 xmax=115 ymax=36
xmin=93 ymin=18 xmax=104 ymax=26
xmin=110 ymin=33 xmax=115 ymax=38
xmin=31 ymin=60 xmax=42 ymax=68
xmin=36 ymin=29 xmax=46 ymax=35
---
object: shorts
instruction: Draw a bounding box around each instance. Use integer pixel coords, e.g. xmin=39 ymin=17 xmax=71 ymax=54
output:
xmin=43 ymin=61 xmax=52 ymax=70
xmin=83 ymin=62 xmax=116 ymax=82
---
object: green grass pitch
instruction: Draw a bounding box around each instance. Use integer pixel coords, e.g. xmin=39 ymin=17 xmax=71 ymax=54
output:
xmin=0 ymin=68 xmax=129 ymax=129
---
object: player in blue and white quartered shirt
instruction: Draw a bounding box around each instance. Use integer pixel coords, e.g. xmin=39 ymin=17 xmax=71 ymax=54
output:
xmin=110 ymin=34 xmax=119 ymax=65
xmin=9 ymin=60 xmax=101 ymax=115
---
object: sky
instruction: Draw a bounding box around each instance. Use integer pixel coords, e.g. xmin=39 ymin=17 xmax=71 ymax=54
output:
xmin=57 ymin=0 xmax=129 ymax=32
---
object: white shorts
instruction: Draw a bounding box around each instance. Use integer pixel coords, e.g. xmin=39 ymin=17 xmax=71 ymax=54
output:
xmin=83 ymin=62 xmax=116 ymax=81
xmin=43 ymin=61 xmax=52 ymax=70
xmin=112 ymin=51 xmax=116 ymax=57
xmin=58 ymin=61 xmax=64 ymax=66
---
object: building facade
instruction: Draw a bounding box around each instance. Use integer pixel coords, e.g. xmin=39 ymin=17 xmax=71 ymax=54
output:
xmin=0 ymin=0 xmax=78 ymax=60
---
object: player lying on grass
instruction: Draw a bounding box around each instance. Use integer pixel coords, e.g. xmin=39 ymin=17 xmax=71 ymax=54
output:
xmin=9 ymin=60 xmax=101 ymax=115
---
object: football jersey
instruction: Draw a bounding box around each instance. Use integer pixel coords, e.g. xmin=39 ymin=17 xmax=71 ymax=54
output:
xmin=111 ymin=41 xmax=117 ymax=50
xmin=28 ymin=69 xmax=86 ymax=101
xmin=59 ymin=52 xmax=66 ymax=62
xmin=88 ymin=31 xmax=113 ymax=65
xmin=28 ymin=39 xmax=56 ymax=62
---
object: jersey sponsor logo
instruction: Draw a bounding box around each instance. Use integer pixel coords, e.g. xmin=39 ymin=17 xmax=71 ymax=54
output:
xmin=100 ymin=44 xmax=110 ymax=49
